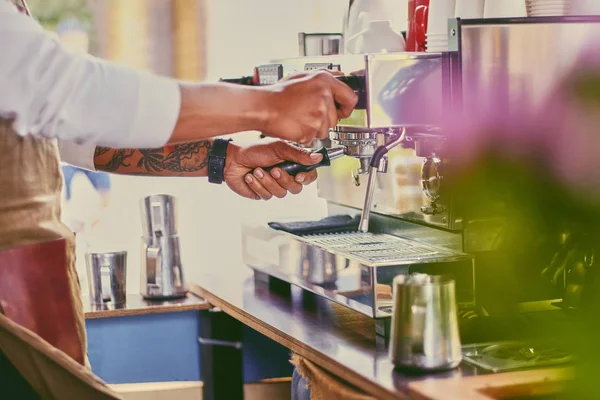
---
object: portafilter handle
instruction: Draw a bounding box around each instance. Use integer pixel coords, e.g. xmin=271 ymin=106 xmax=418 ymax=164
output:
xmin=255 ymin=147 xmax=345 ymax=177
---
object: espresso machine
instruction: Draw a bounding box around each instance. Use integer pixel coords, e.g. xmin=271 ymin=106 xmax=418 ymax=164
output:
xmin=240 ymin=17 xmax=600 ymax=344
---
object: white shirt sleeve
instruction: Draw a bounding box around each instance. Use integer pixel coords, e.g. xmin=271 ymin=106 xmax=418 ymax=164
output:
xmin=58 ymin=140 xmax=98 ymax=171
xmin=0 ymin=0 xmax=181 ymax=149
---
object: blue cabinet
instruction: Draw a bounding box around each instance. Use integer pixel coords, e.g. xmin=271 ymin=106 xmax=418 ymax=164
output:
xmin=85 ymin=311 xmax=293 ymax=384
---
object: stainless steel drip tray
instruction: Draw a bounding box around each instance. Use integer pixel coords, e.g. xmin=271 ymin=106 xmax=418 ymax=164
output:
xmin=241 ymin=222 xmax=475 ymax=321
xmin=279 ymin=230 xmax=467 ymax=267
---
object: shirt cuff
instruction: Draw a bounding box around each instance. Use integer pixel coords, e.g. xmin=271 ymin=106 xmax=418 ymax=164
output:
xmin=122 ymin=73 xmax=181 ymax=148
xmin=58 ymin=140 xmax=97 ymax=171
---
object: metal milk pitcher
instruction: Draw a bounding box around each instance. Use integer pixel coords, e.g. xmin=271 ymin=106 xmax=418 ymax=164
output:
xmin=140 ymin=194 xmax=187 ymax=299
xmin=85 ymin=251 xmax=127 ymax=306
xmin=389 ymin=273 xmax=462 ymax=371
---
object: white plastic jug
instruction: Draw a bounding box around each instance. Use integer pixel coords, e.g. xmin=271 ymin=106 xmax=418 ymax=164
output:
xmin=344 ymin=0 xmax=407 ymax=54
xmin=345 ymin=19 xmax=406 ymax=54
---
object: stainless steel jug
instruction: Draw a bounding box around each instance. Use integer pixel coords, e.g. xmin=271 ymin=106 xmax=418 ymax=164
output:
xmin=85 ymin=251 xmax=127 ymax=306
xmin=140 ymin=194 xmax=187 ymax=299
xmin=389 ymin=273 xmax=462 ymax=371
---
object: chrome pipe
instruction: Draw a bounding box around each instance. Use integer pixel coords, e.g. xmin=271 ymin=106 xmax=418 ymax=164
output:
xmin=358 ymin=128 xmax=406 ymax=233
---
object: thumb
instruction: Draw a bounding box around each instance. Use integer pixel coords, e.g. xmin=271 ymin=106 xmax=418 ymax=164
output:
xmin=274 ymin=142 xmax=323 ymax=166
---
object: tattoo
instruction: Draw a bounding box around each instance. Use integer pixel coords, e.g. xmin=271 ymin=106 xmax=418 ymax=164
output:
xmin=94 ymin=147 xmax=110 ymax=157
xmin=94 ymin=149 xmax=135 ymax=172
xmin=93 ymin=140 xmax=213 ymax=177
xmin=138 ymin=141 xmax=213 ymax=173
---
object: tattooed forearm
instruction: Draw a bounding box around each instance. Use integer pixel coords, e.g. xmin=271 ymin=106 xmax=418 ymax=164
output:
xmin=94 ymin=140 xmax=213 ymax=177
xmin=94 ymin=147 xmax=110 ymax=157
xmin=94 ymin=149 xmax=136 ymax=172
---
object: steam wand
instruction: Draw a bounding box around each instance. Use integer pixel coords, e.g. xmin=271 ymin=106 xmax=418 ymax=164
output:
xmin=358 ymin=128 xmax=407 ymax=233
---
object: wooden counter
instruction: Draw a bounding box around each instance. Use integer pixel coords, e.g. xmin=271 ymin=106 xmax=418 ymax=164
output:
xmin=83 ymin=292 xmax=210 ymax=319
xmin=191 ymin=272 xmax=574 ymax=399
xmin=190 ymin=273 xmax=488 ymax=400
xmin=409 ymin=367 xmax=571 ymax=400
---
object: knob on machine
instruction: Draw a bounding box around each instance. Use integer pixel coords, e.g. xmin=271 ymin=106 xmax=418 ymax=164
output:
xmin=420 ymin=155 xmax=445 ymax=215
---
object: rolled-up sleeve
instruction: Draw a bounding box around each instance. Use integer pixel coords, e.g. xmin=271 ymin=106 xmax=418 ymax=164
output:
xmin=57 ymin=140 xmax=97 ymax=171
xmin=0 ymin=1 xmax=181 ymax=149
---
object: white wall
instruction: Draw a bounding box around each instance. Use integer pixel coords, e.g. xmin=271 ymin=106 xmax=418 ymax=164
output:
xmin=70 ymin=0 xmax=349 ymax=296
xmin=204 ymin=0 xmax=348 ymax=81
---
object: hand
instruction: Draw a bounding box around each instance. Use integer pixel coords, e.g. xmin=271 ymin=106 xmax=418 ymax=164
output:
xmin=224 ymin=141 xmax=321 ymax=200
xmin=261 ymin=71 xmax=358 ymax=145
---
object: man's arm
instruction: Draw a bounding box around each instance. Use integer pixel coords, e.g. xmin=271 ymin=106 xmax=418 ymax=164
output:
xmin=93 ymin=142 xmax=213 ymax=177
xmin=1 ymin=1 xmax=357 ymax=150
xmin=91 ymin=140 xmax=323 ymax=200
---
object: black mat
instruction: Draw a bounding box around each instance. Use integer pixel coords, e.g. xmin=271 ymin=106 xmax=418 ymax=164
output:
xmin=268 ymin=215 xmax=360 ymax=235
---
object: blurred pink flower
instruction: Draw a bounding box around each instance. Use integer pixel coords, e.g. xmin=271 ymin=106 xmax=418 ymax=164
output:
xmin=405 ymin=42 xmax=600 ymax=204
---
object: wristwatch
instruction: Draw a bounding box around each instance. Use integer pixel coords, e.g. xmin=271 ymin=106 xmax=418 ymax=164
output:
xmin=207 ymin=138 xmax=232 ymax=184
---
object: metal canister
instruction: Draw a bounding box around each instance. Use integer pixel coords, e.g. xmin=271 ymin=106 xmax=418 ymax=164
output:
xmin=389 ymin=273 xmax=462 ymax=371
xmin=85 ymin=251 xmax=127 ymax=306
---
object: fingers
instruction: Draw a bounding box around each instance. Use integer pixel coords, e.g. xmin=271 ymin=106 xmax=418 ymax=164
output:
xmin=349 ymin=69 xmax=366 ymax=76
xmin=318 ymin=116 xmax=330 ymax=140
xmin=239 ymin=142 xmax=323 ymax=200
xmin=246 ymin=168 xmax=287 ymax=199
xmin=269 ymin=168 xmax=303 ymax=194
xmin=316 ymin=68 xmax=345 ymax=77
xmin=327 ymin=75 xmax=359 ymax=118
xmin=295 ymin=170 xmax=318 ymax=186
xmin=284 ymin=69 xmax=345 ymax=82
xmin=313 ymin=71 xmax=356 ymax=122
xmin=273 ymin=141 xmax=323 ymax=166
xmin=316 ymin=83 xmax=339 ymax=131
xmin=314 ymin=75 xmax=340 ymax=139
xmin=244 ymin=168 xmax=314 ymax=200
xmin=265 ymin=141 xmax=321 ymax=188
xmin=326 ymin=93 xmax=339 ymax=128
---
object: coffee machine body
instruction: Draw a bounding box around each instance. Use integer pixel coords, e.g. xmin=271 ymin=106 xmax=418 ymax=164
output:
xmin=140 ymin=194 xmax=187 ymax=299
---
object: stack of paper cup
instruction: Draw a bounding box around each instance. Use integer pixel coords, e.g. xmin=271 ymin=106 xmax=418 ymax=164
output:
xmin=526 ymin=0 xmax=570 ymax=16
xmin=484 ymin=0 xmax=528 ymax=17
xmin=569 ymin=0 xmax=600 ymax=15
xmin=426 ymin=0 xmax=456 ymax=52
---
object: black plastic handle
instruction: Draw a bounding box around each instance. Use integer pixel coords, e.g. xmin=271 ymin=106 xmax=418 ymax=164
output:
xmin=260 ymin=147 xmax=331 ymax=177
xmin=336 ymin=75 xmax=366 ymax=110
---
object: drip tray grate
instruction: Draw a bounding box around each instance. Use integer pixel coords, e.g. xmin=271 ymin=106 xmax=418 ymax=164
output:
xmin=292 ymin=231 xmax=464 ymax=267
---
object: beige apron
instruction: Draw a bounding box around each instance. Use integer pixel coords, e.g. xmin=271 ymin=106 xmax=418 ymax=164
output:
xmin=0 ymin=2 xmax=122 ymax=396
xmin=0 ymin=120 xmax=86 ymax=355
xmin=0 ymin=121 xmax=125 ymax=399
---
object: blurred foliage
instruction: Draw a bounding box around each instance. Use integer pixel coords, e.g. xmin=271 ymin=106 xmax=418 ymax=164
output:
xmin=25 ymin=0 xmax=92 ymax=28
xmin=450 ymin=134 xmax=600 ymax=399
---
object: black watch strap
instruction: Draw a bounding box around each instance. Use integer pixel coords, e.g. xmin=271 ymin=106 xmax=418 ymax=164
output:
xmin=208 ymin=138 xmax=232 ymax=184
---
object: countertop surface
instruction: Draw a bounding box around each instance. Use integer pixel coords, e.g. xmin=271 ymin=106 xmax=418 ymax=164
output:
xmin=190 ymin=273 xmax=487 ymax=400
xmin=83 ymin=292 xmax=210 ymax=319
